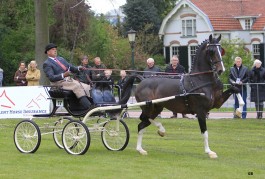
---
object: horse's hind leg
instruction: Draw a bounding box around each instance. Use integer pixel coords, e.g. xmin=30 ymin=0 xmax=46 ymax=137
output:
xmin=149 ymin=119 xmax=165 ymax=137
xmin=197 ymin=112 xmax=218 ymax=159
xmin=136 ymin=113 xmax=151 ymax=155
xmin=148 ymin=105 xmax=165 ymax=136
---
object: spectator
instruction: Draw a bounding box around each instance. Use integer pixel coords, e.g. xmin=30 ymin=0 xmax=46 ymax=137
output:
xmin=14 ymin=61 xmax=28 ymax=86
xmin=165 ymin=55 xmax=187 ymax=118
xmin=229 ymin=56 xmax=248 ymax=119
xmin=117 ymin=70 xmax=128 ymax=90
xmin=43 ymin=43 xmax=91 ymax=109
xmin=144 ymin=58 xmax=162 ymax=118
xmin=143 ymin=58 xmax=161 ymax=77
xmin=91 ymin=57 xmax=107 ymax=81
xmin=26 ymin=60 xmax=40 ymax=86
xmin=117 ymin=70 xmax=129 ymax=118
xmin=103 ymin=69 xmax=114 ymax=86
xmin=249 ymin=59 xmax=265 ymax=119
xmin=0 ymin=67 xmax=3 ymax=87
xmin=76 ymin=55 xmax=92 ymax=85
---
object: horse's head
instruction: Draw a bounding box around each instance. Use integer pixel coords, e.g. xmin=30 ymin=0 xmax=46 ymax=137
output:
xmin=207 ymin=34 xmax=225 ymax=75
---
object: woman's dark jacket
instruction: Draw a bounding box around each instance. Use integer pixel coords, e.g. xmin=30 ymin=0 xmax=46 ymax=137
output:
xmin=249 ymin=66 xmax=265 ymax=102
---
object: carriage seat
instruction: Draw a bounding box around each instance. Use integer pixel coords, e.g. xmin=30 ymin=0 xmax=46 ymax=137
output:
xmin=48 ymin=87 xmax=75 ymax=99
xmin=48 ymin=84 xmax=116 ymax=105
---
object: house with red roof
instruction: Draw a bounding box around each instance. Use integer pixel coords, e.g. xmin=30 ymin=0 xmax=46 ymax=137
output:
xmin=159 ymin=0 xmax=265 ymax=70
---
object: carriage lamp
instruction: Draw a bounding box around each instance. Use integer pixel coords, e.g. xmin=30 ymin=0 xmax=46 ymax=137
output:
xmin=127 ymin=28 xmax=136 ymax=69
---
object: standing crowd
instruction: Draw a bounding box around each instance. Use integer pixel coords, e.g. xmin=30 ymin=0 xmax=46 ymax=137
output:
xmin=228 ymin=56 xmax=265 ymax=119
xmin=0 ymin=43 xmax=265 ymax=119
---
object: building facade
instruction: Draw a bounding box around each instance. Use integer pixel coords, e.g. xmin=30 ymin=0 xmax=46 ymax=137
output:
xmin=159 ymin=0 xmax=265 ymax=71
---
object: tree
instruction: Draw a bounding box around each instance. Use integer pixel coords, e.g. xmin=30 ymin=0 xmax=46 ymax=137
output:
xmin=35 ymin=0 xmax=49 ymax=85
xmin=49 ymin=0 xmax=91 ymax=51
xmin=220 ymin=38 xmax=253 ymax=84
xmin=122 ymin=0 xmax=161 ymax=33
xmin=0 ymin=0 xmax=35 ymax=85
xmin=147 ymin=0 xmax=178 ymax=18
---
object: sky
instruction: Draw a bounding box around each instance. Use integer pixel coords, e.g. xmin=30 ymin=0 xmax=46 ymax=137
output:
xmin=87 ymin=0 xmax=126 ymax=14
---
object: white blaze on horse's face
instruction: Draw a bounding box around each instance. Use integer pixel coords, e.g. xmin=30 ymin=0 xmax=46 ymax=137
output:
xmin=217 ymin=45 xmax=225 ymax=73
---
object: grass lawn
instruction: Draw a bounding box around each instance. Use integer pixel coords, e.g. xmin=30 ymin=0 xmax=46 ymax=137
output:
xmin=0 ymin=118 xmax=265 ymax=179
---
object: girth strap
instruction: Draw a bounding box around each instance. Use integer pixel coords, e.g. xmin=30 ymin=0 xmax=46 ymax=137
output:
xmin=180 ymin=74 xmax=186 ymax=94
xmin=187 ymin=82 xmax=213 ymax=93
xmin=178 ymin=75 xmax=213 ymax=111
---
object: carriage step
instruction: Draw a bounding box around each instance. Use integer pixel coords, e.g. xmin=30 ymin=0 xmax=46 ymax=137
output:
xmin=33 ymin=112 xmax=71 ymax=117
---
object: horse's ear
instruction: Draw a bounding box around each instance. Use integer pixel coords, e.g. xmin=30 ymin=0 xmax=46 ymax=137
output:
xmin=217 ymin=34 xmax=221 ymax=42
xmin=209 ymin=34 xmax=213 ymax=42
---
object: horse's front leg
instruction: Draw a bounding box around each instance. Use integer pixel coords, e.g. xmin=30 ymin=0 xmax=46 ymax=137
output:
xmin=213 ymin=89 xmax=233 ymax=108
xmin=234 ymin=93 xmax=245 ymax=118
xmin=202 ymin=131 xmax=217 ymax=158
xmin=197 ymin=113 xmax=218 ymax=159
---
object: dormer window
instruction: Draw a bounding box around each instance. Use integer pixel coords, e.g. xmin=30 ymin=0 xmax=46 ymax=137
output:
xmin=245 ymin=19 xmax=251 ymax=30
xmin=235 ymin=16 xmax=256 ymax=30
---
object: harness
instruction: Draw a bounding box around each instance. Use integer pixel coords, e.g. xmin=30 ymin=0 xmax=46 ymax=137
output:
xmin=178 ymin=72 xmax=214 ymax=110
xmin=177 ymin=42 xmax=223 ymax=111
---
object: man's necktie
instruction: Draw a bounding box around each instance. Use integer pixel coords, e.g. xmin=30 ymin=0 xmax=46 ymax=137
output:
xmin=55 ymin=58 xmax=67 ymax=71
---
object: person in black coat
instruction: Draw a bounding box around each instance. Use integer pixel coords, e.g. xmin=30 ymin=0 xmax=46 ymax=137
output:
xmin=165 ymin=55 xmax=188 ymax=118
xmin=117 ymin=70 xmax=128 ymax=90
xmin=143 ymin=58 xmax=161 ymax=77
xmin=229 ymin=56 xmax=248 ymax=119
xmin=75 ymin=55 xmax=92 ymax=85
xmin=249 ymin=59 xmax=265 ymax=119
xmin=165 ymin=55 xmax=185 ymax=75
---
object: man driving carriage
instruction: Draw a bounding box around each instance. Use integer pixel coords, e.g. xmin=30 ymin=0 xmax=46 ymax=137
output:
xmin=43 ymin=43 xmax=91 ymax=109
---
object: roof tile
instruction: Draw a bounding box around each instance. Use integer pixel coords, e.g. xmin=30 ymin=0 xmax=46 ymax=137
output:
xmin=190 ymin=0 xmax=265 ymax=30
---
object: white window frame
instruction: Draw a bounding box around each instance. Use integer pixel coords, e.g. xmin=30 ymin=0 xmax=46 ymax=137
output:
xmin=252 ymin=43 xmax=260 ymax=59
xmin=188 ymin=44 xmax=198 ymax=71
xmin=245 ymin=19 xmax=251 ymax=30
xmin=182 ymin=18 xmax=196 ymax=37
xmin=170 ymin=45 xmax=180 ymax=58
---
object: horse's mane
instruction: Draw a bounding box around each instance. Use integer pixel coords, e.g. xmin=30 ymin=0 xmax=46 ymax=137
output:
xmin=190 ymin=39 xmax=209 ymax=72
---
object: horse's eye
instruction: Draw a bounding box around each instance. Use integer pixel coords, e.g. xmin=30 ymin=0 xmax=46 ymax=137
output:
xmin=209 ymin=49 xmax=215 ymax=56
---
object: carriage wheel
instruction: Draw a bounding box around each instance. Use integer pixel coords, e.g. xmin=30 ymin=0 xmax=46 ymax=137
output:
xmin=62 ymin=120 xmax=90 ymax=155
xmin=101 ymin=119 xmax=129 ymax=151
xmin=14 ymin=120 xmax=41 ymax=153
xmin=53 ymin=116 xmax=73 ymax=149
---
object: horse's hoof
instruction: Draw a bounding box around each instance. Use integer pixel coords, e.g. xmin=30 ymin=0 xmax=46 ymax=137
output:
xmin=137 ymin=149 xmax=148 ymax=155
xmin=235 ymin=109 xmax=242 ymax=118
xmin=157 ymin=130 xmax=165 ymax=137
xmin=208 ymin=152 xmax=218 ymax=159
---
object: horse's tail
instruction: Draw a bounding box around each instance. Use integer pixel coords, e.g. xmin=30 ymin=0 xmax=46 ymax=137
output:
xmin=118 ymin=74 xmax=143 ymax=105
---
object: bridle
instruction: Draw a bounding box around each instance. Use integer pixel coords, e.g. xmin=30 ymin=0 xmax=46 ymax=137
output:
xmin=207 ymin=43 xmax=224 ymax=72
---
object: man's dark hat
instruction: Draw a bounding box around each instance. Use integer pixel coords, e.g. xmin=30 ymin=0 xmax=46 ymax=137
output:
xmin=45 ymin=43 xmax=57 ymax=54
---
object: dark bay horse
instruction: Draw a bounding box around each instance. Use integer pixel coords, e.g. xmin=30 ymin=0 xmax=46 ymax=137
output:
xmin=134 ymin=35 xmax=240 ymax=158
